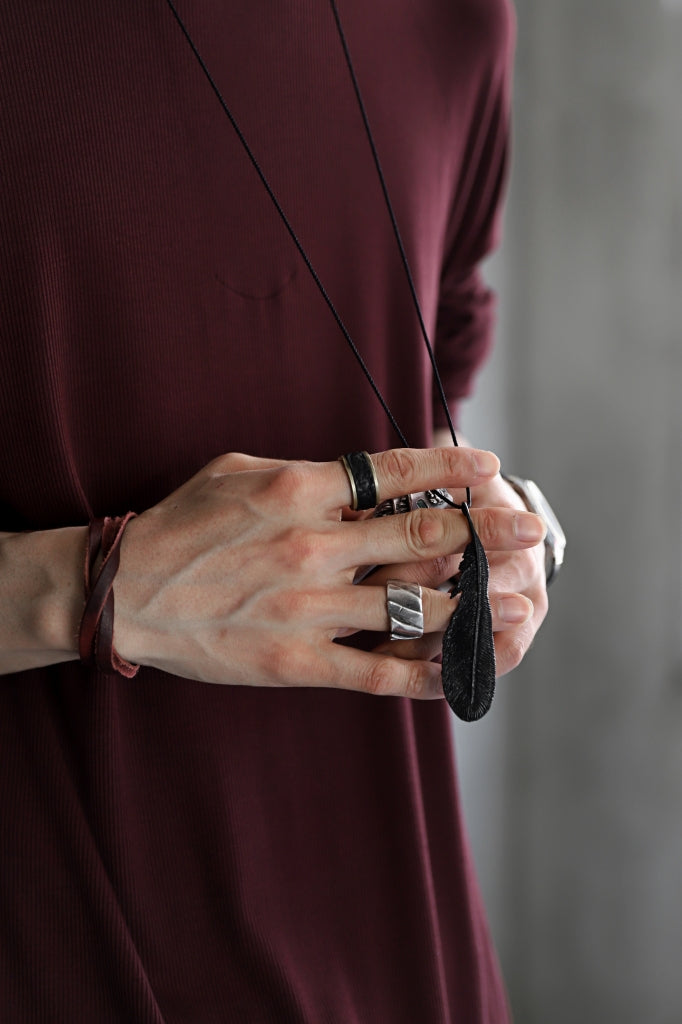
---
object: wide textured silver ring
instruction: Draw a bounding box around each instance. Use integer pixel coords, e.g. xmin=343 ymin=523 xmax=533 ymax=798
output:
xmin=386 ymin=580 xmax=424 ymax=641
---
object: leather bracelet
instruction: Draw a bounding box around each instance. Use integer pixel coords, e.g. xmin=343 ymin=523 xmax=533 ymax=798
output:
xmin=78 ymin=513 xmax=139 ymax=678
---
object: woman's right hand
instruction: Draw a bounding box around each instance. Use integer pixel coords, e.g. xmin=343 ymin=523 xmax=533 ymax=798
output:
xmin=114 ymin=447 xmax=545 ymax=699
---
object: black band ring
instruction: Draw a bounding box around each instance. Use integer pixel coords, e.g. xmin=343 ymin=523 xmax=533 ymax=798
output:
xmin=339 ymin=451 xmax=380 ymax=511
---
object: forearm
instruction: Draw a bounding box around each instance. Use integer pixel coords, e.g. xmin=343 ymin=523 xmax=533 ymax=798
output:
xmin=0 ymin=527 xmax=86 ymax=675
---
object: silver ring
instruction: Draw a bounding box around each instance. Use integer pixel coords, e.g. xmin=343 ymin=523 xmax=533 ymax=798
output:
xmin=386 ymin=580 xmax=424 ymax=641
xmin=374 ymin=488 xmax=454 ymax=518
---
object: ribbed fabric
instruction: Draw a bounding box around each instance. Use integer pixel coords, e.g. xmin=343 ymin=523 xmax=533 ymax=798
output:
xmin=1 ymin=1 xmax=514 ymax=1021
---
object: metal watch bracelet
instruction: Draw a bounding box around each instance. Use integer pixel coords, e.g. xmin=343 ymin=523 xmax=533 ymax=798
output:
xmin=502 ymin=474 xmax=566 ymax=586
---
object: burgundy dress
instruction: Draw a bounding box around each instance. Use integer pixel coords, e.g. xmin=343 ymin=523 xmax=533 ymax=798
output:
xmin=0 ymin=1 xmax=514 ymax=1020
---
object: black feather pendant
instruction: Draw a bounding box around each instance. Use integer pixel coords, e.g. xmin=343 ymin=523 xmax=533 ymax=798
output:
xmin=442 ymin=502 xmax=496 ymax=722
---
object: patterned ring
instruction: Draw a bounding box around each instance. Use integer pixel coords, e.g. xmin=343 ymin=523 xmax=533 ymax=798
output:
xmin=386 ymin=580 xmax=424 ymax=641
xmin=373 ymin=488 xmax=454 ymax=518
xmin=339 ymin=451 xmax=380 ymax=511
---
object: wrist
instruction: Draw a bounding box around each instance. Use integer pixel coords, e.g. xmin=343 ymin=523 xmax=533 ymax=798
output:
xmin=77 ymin=514 xmax=140 ymax=678
xmin=0 ymin=526 xmax=86 ymax=672
xmin=109 ymin=514 xmax=151 ymax=668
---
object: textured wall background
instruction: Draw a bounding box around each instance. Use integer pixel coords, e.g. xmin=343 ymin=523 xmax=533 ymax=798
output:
xmin=455 ymin=1 xmax=682 ymax=1021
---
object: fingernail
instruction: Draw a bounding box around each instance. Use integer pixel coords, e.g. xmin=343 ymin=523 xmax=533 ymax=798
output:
xmin=500 ymin=596 xmax=532 ymax=624
xmin=473 ymin=450 xmax=500 ymax=476
xmin=514 ymin=512 xmax=546 ymax=543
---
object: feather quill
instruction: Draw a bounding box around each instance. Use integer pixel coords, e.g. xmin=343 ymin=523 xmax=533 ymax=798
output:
xmin=441 ymin=503 xmax=496 ymax=721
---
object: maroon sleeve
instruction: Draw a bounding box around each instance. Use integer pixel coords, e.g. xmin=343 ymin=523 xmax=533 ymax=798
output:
xmin=433 ymin=12 xmax=514 ymax=428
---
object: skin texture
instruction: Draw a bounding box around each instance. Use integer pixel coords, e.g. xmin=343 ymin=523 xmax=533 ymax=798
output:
xmin=110 ymin=445 xmax=545 ymax=697
xmin=0 ymin=445 xmax=546 ymax=692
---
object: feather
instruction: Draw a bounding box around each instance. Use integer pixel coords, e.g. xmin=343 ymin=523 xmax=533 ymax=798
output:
xmin=441 ymin=503 xmax=496 ymax=722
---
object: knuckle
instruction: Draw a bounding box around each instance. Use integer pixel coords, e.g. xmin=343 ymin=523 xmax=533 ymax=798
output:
xmin=404 ymin=509 xmax=445 ymax=555
xmin=209 ymin=451 xmax=247 ymax=475
xmin=361 ymin=659 xmax=396 ymax=697
xmin=263 ymin=461 xmax=320 ymax=513
xmin=409 ymin=555 xmax=453 ymax=586
xmin=430 ymin=554 xmax=457 ymax=583
xmin=280 ymin=526 xmax=325 ymax=574
xmin=359 ymin=657 xmax=432 ymax=699
xmin=400 ymin=662 xmax=431 ymax=700
xmin=258 ymin=589 xmax=307 ymax=624
xmin=440 ymin=445 xmax=476 ymax=480
xmin=285 ymin=589 xmax=317 ymax=621
xmin=473 ymin=507 xmax=502 ymax=547
xmin=265 ymin=463 xmax=308 ymax=508
xmin=379 ymin=448 xmax=418 ymax=489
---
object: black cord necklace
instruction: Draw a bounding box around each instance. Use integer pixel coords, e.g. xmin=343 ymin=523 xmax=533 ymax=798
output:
xmin=164 ymin=0 xmax=496 ymax=720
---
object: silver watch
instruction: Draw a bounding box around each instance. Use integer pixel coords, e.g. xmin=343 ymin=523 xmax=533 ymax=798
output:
xmin=502 ymin=474 xmax=566 ymax=586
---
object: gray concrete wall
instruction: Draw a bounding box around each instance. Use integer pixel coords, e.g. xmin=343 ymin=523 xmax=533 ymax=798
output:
xmin=456 ymin=1 xmax=682 ymax=1021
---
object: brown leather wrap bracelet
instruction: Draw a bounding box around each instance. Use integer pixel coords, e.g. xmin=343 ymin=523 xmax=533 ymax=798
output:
xmin=78 ymin=513 xmax=139 ymax=678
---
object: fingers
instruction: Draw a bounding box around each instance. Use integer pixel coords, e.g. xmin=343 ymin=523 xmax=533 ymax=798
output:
xmin=359 ymin=553 xmax=462 ymax=591
xmin=493 ymin=558 xmax=549 ymax=677
xmin=319 ymin=446 xmax=500 ymax=513
xmin=127 ymin=447 xmax=548 ymax=696
xmin=359 ymin=529 xmax=545 ymax=595
xmin=371 ymin=614 xmax=537 ymax=677
xmin=374 ymin=583 xmax=544 ymax=680
xmin=354 ymin=610 xmax=537 ymax=690
xmin=370 ymin=588 xmax=534 ymax=657
xmin=340 ymin=504 xmax=546 ymax=573
xmin=487 ymin=548 xmax=541 ymax=594
xmin=493 ymin=619 xmax=539 ymax=677
xmin=322 ymin=644 xmax=444 ymax=700
xmin=266 ymin=583 xmax=452 ymax=636
xmin=320 ymin=584 xmax=456 ymax=634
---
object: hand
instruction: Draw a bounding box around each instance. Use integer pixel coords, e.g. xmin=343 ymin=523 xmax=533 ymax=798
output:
xmin=466 ymin=470 xmax=549 ymax=675
xmin=114 ymin=447 xmax=545 ymax=697
xmin=370 ymin=437 xmax=548 ymax=677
